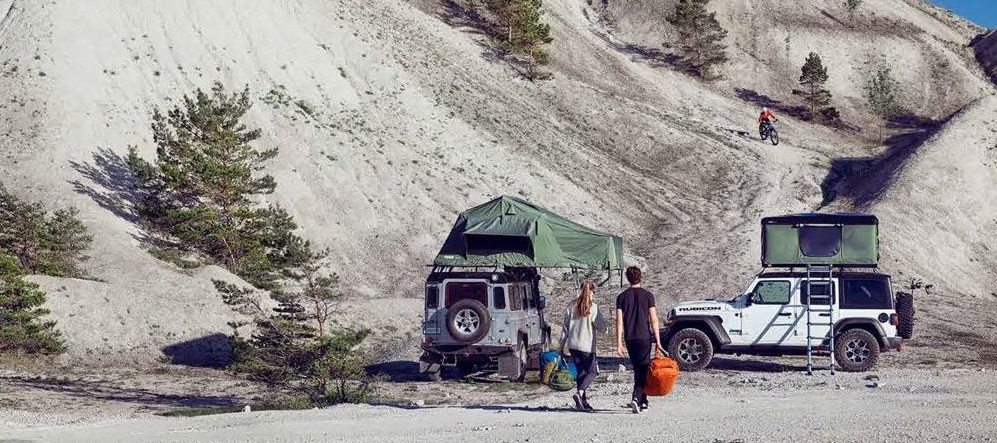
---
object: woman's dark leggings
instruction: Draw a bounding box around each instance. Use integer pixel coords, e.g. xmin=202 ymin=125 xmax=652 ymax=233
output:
xmin=569 ymin=349 xmax=598 ymax=391
xmin=626 ymin=339 xmax=652 ymax=404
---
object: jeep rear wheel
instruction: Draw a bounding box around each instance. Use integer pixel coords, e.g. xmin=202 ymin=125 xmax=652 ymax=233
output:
xmin=667 ymin=328 xmax=714 ymax=371
xmin=835 ymin=329 xmax=880 ymax=372
xmin=446 ymin=299 xmax=490 ymax=344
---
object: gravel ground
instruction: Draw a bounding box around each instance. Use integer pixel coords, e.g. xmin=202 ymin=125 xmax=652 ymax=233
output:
xmin=3 ymin=365 xmax=997 ymax=443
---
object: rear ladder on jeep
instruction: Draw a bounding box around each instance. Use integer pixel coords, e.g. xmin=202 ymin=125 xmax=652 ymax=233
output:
xmin=804 ymin=264 xmax=836 ymax=375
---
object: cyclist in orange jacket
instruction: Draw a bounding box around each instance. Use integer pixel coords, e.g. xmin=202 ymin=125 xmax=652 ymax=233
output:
xmin=758 ymin=107 xmax=776 ymax=139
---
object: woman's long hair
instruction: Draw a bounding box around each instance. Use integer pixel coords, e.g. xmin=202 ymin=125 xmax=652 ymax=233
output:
xmin=574 ymin=280 xmax=595 ymax=317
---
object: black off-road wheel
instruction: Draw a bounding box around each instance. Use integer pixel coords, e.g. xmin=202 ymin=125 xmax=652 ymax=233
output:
xmin=667 ymin=328 xmax=714 ymax=371
xmin=895 ymin=292 xmax=915 ymax=339
xmin=446 ymin=299 xmax=490 ymax=344
xmin=770 ymin=128 xmax=780 ymax=145
xmin=835 ymin=329 xmax=880 ymax=372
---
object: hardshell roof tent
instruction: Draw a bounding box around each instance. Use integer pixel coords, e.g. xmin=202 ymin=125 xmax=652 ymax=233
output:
xmin=433 ymin=196 xmax=624 ymax=270
xmin=761 ymin=213 xmax=879 ymax=268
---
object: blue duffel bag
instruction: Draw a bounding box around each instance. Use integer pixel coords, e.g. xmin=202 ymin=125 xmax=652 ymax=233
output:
xmin=539 ymin=350 xmax=577 ymax=384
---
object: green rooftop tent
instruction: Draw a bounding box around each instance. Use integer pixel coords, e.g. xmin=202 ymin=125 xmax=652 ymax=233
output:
xmin=433 ymin=196 xmax=624 ymax=270
xmin=761 ymin=213 xmax=879 ymax=267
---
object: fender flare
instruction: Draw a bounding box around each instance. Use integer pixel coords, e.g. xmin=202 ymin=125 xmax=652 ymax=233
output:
xmin=834 ymin=319 xmax=888 ymax=348
xmin=663 ymin=316 xmax=732 ymax=346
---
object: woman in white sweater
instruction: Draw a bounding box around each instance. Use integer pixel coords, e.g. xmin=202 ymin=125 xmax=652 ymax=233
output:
xmin=560 ymin=280 xmax=607 ymax=411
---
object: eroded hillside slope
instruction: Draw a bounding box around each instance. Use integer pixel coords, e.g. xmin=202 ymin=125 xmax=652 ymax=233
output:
xmin=0 ymin=0 xmax=991 ymax=364
xmin=601 ymin=0 xmax=991 ymax=126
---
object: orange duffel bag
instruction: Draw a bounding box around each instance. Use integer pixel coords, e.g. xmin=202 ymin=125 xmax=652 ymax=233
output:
xmin=645 ymin=351 xmax=680 ymax=396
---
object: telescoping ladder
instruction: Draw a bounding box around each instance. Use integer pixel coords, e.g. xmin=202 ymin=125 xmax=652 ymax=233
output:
xmin=805 ymin=264 xmax=836 ymax=375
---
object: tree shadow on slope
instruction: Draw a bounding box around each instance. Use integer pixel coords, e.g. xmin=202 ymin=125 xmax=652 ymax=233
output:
xmin=734 ymin=88 xmax=810 ymax=121
xmin=1 ymin=373 xmax=243 ymax=409
xmin=437 ymin=0 xmax=546 ymax=79
xmin=439 ymin=0 xmax=493 ymax=36
xmin=161 ymin=333 xmax=233 ymax=368
xmin=69 ymin=147 xmax=141 ymax=223
xmin=590 ymin=31 xmax=698 ymax=76
xmin=819 ymin=113 xmax=945 ymax=208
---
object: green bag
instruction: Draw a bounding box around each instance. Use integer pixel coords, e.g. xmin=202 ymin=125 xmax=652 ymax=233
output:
xmin=549 ymin=369 xmax=576 ymax=391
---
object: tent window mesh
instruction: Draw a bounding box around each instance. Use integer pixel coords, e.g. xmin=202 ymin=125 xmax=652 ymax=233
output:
xmin=465 ymin=234 xmax=533 ymax=257
xmin=798 ymin=226 xmax=841 ymax=257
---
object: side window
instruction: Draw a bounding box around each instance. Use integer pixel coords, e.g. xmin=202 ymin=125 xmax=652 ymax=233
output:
xmin=509 ymin=285 xmax=523 ymax=311
xmin=523 ymin=284 xmax=533 ymax=309
xmin=801 ymin=281 xmax=835 ymax=305
xmin=751 ymin=280 xmax=791 ymax=304
xmin=425 ymin=285 xmax=439 ymax=309
xmin=492 ymin=287 xmax=507 ymax=309
xmin=841 ymin=279 xmax=891 ymax=309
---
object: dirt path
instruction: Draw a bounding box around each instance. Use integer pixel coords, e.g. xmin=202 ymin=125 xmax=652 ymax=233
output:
xmin=3 ymin=366 xmax=995 ymax=443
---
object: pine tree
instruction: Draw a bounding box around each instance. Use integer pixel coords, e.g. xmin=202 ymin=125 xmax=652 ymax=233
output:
xmin=0 ymin=253 xmax=65 ymax=355
xmin=128 ymin=83 xmax=305 ymax=287
xmin=484 ymin=0 xmax=553 ymax=79
xmin=215 ymin=246 xmax=370 ymax=403
xmin=844 ymin=0 xmax=863 ymax=14
xmin=799 ymin=52 xmax=832 ymax=119
xmin=0 ymin=185 xmax=92 ymax=278
xmin=865 ymin=67 xmax=905 ymax=142
xmin=670 ymin=0 xmax=729 ymax=78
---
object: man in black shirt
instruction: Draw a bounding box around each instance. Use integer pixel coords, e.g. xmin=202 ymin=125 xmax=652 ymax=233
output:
xmin=615 ymin=266 xmax=664 ymax=414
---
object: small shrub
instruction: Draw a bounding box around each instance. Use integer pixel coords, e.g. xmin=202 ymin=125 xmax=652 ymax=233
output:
xmin=216 ymin=246 xmax=371 ymax=405
xmin=148 ymin=246 xmax=202 ymax=269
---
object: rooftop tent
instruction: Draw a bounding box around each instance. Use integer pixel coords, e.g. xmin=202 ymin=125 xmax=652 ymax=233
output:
xmin=761 ymin=213 xmax=879 ymax=267
xmin=433 ymin=196 xmax=624 ymax=270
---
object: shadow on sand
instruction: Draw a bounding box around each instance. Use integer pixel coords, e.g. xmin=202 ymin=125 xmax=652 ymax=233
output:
xmin=820 ymin=112 xmax=945 ymax=207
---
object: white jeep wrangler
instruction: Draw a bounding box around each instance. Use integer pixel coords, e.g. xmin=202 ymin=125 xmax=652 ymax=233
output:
xmin=661 ymin=271 xmax=914 ymax=372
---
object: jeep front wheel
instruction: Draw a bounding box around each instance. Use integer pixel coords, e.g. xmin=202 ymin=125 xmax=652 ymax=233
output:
xmin=835 ymin=329 xmax=880 ymax=372
xmin=667 ymin=328 xmax=714 ymax=371
xmin=446 ymin=299 xmax=491 ymax=344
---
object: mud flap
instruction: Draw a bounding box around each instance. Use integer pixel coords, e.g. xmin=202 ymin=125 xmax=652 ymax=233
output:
xmin=497 ymin=350 xmax=523 ymax=379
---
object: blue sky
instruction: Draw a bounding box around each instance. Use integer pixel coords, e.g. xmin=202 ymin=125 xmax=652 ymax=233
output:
xmin=930 ymin=0 xmax=996 ymax=29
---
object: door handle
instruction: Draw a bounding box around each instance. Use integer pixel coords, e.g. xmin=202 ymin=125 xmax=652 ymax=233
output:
xmin=819 ymin=313 xmax=831 ymax=317
xmin=778 ymin=313 xmax=791 ymax=317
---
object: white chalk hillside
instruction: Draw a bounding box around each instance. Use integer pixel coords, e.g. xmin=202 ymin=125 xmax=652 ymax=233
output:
xmin=0 ymin=0 xmax=992 ymax=362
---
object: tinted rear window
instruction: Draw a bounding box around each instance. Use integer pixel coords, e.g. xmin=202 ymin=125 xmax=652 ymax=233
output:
xmin=445 ymin=282 xmax=488 ymax=307
xmin=841 ymin=279 xmax=891 ymax=309
xmin=798 ymin=226 xmax=841 ymax=257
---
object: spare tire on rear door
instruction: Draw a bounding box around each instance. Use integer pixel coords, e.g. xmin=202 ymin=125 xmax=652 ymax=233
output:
xmin=895 ymin=292 xmax=915 ymax=339
xmin=446 ymin=299 xmax=491 ymax=344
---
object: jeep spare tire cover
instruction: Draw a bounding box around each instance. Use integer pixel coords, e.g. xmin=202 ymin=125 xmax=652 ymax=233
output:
xmin=446 ymin=299 xmax=491 ymax=344
xmin=895 ymin=292 xmax=915 ymax=339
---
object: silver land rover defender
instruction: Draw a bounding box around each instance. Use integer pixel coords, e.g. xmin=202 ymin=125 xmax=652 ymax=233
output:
xmin=419 ymin=267 xmax=550 ymax=381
